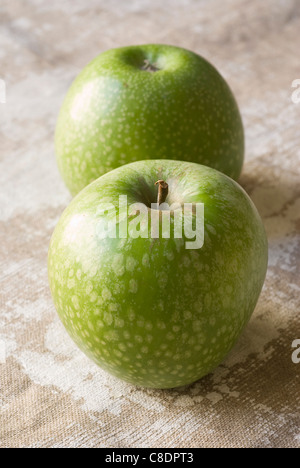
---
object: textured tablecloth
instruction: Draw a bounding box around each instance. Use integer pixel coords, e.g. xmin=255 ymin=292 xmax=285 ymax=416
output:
xmin=0 ymin=0 xmax=299 ymax=448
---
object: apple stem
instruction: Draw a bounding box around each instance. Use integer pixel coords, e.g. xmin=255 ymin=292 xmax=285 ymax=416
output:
xmin=155 ymin=180 xmax=169 ymax=206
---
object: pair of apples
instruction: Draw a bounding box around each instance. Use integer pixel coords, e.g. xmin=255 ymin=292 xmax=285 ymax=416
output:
xmin=49 ymin=44 xmax=268 ymax=389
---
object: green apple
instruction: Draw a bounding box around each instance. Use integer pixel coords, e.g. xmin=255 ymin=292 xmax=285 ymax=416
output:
xmin=48 ymin=160 xmax=267 ymax=389
xmin=55 ymin=44 xmax=244 ymax=195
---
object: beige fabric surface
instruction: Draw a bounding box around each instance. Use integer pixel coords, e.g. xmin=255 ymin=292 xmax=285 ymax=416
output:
xmin=0 ymin=0 xmax=299 ymax=448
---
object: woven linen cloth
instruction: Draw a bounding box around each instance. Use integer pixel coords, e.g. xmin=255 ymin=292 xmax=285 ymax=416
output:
xmin=0 ymin=0 xmax=299 ymax=448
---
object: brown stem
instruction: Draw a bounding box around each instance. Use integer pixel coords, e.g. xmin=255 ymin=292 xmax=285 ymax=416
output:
xmin=155 ymin=180 xmax=169 ymax=206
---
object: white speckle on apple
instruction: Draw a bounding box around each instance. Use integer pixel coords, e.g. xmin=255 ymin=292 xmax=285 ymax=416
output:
xmin=123 ymin=330 xmax=130 ymax=340
xmin=157 ymin=321 xmax=166 ymax=330
xmin=88 ymin=265 xmax=98 ymax=278
xmin=184 ymin=311 xmax=192 ymax=320
xmin=90 ymin=292 xmax=98 ymax=303
xmin=115 ymin=318 xmax=124 ymax=328
xmin=104 ymin=330 xmax=118 ymax=342
xmin=85 ymin=281 xmax=93 ymax=295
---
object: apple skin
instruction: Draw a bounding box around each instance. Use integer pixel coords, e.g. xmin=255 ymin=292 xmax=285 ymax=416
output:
xmin=48 ymin=160 xmax=267 ymax=389
xmin=55 ymin=44 xmax=244 ymax=195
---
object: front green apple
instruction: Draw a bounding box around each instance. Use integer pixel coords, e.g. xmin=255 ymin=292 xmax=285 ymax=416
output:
xmin=48 ymin=160 xmax=267 ymax=389
xmin=55 ymin=44 xmax=244 ymax=195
